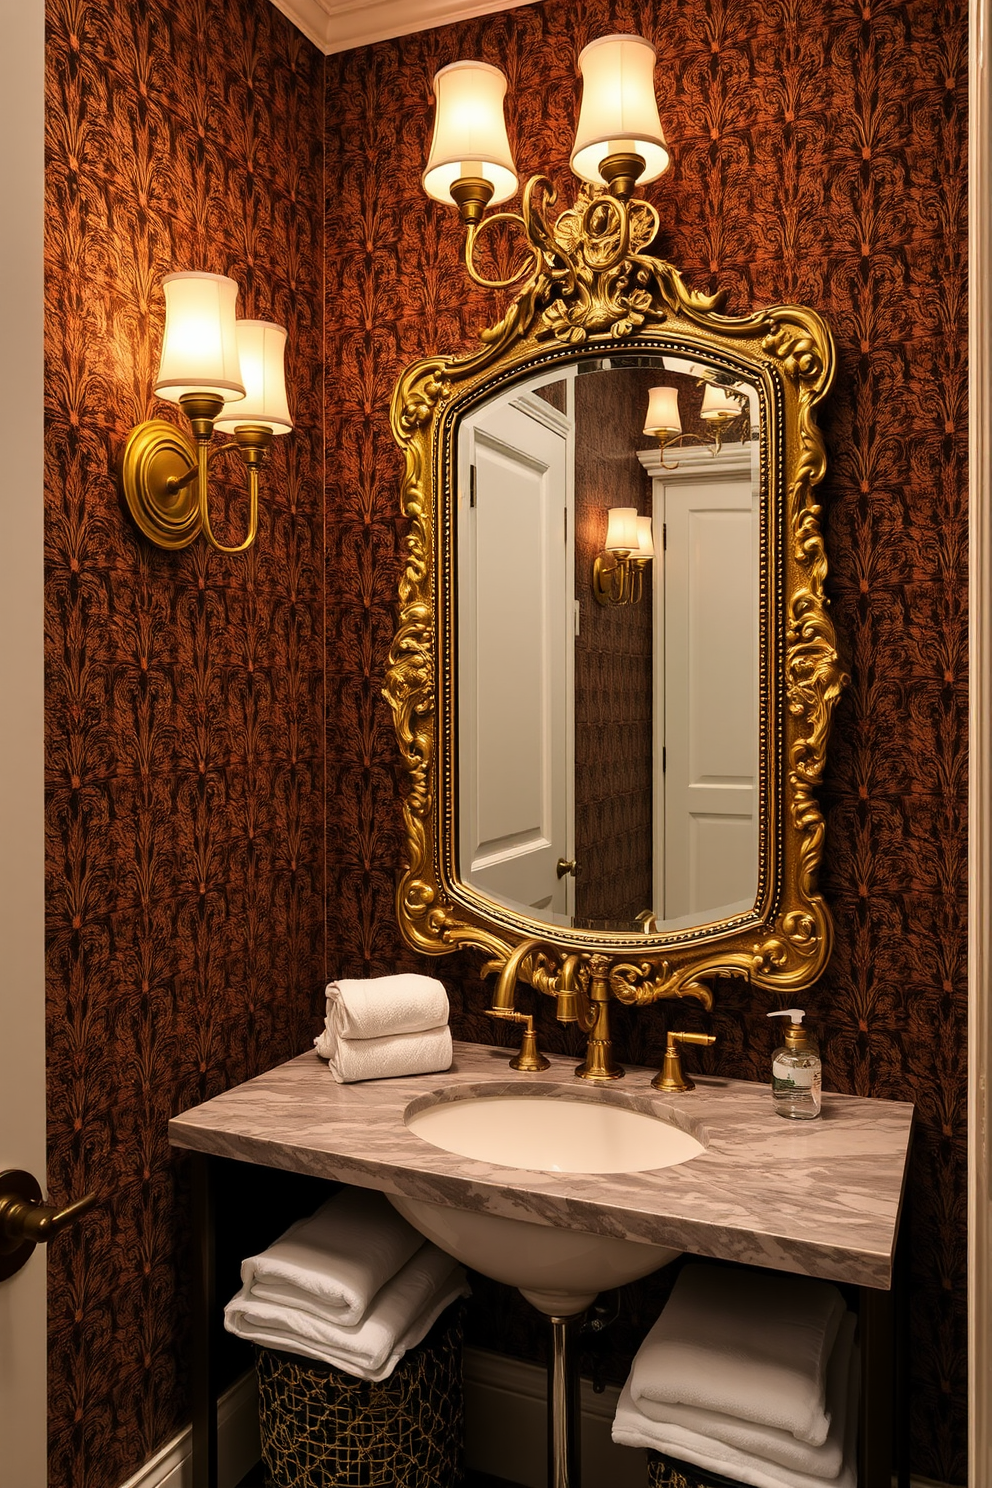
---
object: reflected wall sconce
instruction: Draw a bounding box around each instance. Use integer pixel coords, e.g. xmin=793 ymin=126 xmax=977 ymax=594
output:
xmin=593 ymin=507 xmax=654 ymax=606
xmin=643 ymin=382 xmax=746 ymax=468
xmin=422 ymin=33 xmax=670 ymax=290
xmin=120 ymin=271 xmax=293 ymax=553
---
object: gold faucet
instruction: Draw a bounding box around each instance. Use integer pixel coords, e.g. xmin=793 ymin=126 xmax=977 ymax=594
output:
xmin=570 ymin=955 xmax=624 ymax=1082
xmin=652 ymin=1030 xmax=717 ymax=1092
xmin=484 ymin=937 xmax=551 ymax=1072
xmin=484 ymin=941 xmax=627 ymax=1080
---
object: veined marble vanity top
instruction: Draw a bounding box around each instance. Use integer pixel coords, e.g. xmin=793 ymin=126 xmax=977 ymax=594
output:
xmin=168 ymin=1040 xmax=913 ymax=1290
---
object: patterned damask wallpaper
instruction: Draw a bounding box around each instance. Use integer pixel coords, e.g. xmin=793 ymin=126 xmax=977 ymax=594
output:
xmin=44 ymin=1 xmax=326 ymax=1484
xmin=323 ymin=1 xmax=967 ymax=1483
xmin=42 ymin=0 xmax=967 ymax=1483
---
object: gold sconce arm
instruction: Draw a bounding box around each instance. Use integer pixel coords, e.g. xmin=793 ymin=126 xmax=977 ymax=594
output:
xmin=592 ymin=551 xmax=650 ymax=607
xmin=654 ymin=430 xmax=718 ymax=471
xmin=120 ymin=401 xmax=273 ymax=555
xmin=455 ymin=175 xmax=558 ymax=292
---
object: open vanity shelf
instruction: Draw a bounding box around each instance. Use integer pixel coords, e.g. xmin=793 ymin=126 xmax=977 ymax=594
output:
xmin=170 ymin=1040 xmax=913 ymax=1488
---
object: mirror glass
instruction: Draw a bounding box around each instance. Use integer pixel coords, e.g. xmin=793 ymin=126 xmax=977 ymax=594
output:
xmin=455 ymin=353 xmax=762 ymax=935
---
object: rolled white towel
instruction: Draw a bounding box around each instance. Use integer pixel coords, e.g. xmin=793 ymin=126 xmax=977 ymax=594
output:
xmin=325 ymin=975 xmax=449 ymax=1040
xmin=632 ymin=1311 xmax=856 ymax=1479
xmin=613 ymin=1316 xmax=859 ymax=1488
xmin=224 ymin=1243 xmax=470 ymax=1381
xmin=630 ymin=1264 xmax=845 ymax=1446
xmin=314 ymin=1024 xmax=453 ymax=1084
xmin=241 ymin=1189 xmax=423 ymax=1327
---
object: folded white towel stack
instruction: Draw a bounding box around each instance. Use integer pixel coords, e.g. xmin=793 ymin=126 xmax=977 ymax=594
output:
xmin=314 ymin=974 xmax=453 ymax=1084
xmin=613 ymin=1265 xmax=860 ymax=1488
xmin=242 ymin=1187 xmax=423 ymax=1326
xmin=224 ymin=1187 xmax=470 ymax=1381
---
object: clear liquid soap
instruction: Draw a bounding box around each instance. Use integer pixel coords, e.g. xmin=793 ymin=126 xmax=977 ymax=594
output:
xmin=767 ymin=1008 xmax=822 ymax=1120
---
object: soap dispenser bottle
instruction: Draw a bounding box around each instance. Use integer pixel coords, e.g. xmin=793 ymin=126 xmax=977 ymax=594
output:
xmin=767 ymin=1009 xmax=821 ymax=1120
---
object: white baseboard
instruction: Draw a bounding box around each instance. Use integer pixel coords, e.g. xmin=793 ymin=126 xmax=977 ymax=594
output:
xmin=117 ymin=1369 xmax=260 ymax=1488
xmin=116 ymin=1346 xmax=954 ymax=1488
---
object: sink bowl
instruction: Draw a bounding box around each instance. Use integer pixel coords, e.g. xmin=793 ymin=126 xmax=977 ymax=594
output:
xmin=389 ymin=1089 xmax=703 ymax=1314
xmin=406 ymin=1092 xmax=704 ymax=1174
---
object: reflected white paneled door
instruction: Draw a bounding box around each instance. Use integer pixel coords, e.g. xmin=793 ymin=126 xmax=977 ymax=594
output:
xmin=458 ymin=394 xmax=573 ymax=917
xmin=658 ymin=445 xmax=759 ymax=920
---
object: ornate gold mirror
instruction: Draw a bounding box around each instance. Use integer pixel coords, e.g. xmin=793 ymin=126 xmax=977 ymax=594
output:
xmin=385 ymin=50 xmax=847 ymax=1078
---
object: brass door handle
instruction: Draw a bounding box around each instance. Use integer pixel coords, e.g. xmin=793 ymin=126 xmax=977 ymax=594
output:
xmin=556 ymin=858 xmax=578 ymax=879
xmin=0 ymin=1169 xmax=97 ymax=1281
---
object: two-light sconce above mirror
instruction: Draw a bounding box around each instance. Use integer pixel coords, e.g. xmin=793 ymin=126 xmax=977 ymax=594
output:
xmin=422 ymin=33 xmax=670 ymax=288
xmin=643 ymin=381 xmax=748 ymax=467
xmin=120 ymin=271 xmax=293 ymax=554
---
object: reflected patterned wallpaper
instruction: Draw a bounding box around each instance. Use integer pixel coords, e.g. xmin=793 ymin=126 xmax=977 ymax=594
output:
xmin=323 ymin=2 xmax=967 ymax=1483
xmin=44 ymin=2 xmax=326 ymax=1485
xmin=573 ymin=367 xmax=655 ymax=928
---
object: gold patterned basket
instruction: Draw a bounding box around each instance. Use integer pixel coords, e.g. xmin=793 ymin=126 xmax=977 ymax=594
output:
xmin=647 ymin=1448 xmax=749 ymax=1488
xmin=255 ymin=1306 xmax=464 ymax=1487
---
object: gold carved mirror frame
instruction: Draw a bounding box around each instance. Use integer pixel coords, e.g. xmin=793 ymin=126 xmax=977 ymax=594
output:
xmin=385 ymin=184 xmax=848 ymax=1019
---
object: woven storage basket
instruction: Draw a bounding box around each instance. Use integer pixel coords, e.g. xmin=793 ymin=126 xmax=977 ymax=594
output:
xmin=647 ymin=1448 xmax=750 ymax=1488
xmin=255 ymin=1306 xmax=464 ymax=1488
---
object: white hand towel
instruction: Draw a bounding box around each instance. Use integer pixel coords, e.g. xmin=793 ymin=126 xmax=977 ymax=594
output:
xmin=630 ymin=1264 xmax=845 ymax=1445
xmin=613 ymin=1322 xmax=859 ymax=1488
xmin=633 ymin=1311 xmax=856 ymax=1479
xmin=224 ymin=1244 xmax=470 ymax=1381
xmin=314 ymin=1024 xmax=453 ymax=1084
xmin=241 ymin=1189 xmax=423 ymax=1327
xmin=325 ymin=975 xmax=450 ymax=1040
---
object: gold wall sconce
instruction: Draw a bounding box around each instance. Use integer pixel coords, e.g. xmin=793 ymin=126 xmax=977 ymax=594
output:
xmin=421 ymin=33 xmax=670 ymax=289
xmin=592 ymin=507 xmax=654 ymax=606
xmin=643 ymin=383 xmax=746 ymax=469
xmin=120 ymin=271 xmax=292 ymax=553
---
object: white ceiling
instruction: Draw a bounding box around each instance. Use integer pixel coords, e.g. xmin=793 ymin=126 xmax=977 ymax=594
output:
xmin=269 ymin=0 xmax=538 ymax=56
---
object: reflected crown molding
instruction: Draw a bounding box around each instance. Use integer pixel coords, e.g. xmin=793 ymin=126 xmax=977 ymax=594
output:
xmin=268 ymin=0 xmax=537 ymax=55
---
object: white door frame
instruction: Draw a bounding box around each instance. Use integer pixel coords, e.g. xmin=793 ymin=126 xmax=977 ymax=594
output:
xmin=0 ymin=2 xmax=49 ymax=1482
xmin=969 ymin=0 xmax=991 ymax=1481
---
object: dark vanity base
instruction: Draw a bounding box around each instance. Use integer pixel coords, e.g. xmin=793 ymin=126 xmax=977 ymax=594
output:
xmin=189 ymin=1150 xmax=909 ymax=1488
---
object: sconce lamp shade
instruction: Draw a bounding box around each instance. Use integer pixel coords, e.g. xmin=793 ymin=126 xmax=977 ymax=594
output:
xmin=423 ymin=61 xmax=519 ymax=206
xmin=643 ymin=385 xmax=681 ymax=436
xmin=635 ymin=515 xmax=654 ymax=559
xmin=700 ymin=384 xmax=739 ymax=420
xmin=605 ymin=507 xmax=639 ymax=553
xmin=154 ymin=272 xmax=246 ymax=404
xmin=571 ymin=35 xmax=670 ymax=186
xmin=215 ymin=321 xmax=293 ymax=434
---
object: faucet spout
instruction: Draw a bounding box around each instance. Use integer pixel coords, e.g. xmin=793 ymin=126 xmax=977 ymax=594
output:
xmin=554 ymin=954 xmax=586 ymax=1022
xmin=490 ymin=936 xmax=543 ymax=1012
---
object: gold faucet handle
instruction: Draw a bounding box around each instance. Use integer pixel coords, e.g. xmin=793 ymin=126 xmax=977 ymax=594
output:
xmin=651 ymin=1030 xmax=717 ymax=1093
xmin=485 ymin=1009 xmax=551 ymax=1073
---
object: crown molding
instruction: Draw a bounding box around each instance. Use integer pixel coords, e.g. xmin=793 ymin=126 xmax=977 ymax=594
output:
xmin=269 ymin=0 xmax=537 ymax=55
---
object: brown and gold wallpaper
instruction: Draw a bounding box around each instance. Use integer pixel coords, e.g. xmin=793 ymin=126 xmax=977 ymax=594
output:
xmin=44 ymin=1 xmax=326 ymax=1484
xmin=322 ymin=2 xmax=967 ymax=1483
xmin=42 ymin=0 xmax=967 ymax=1484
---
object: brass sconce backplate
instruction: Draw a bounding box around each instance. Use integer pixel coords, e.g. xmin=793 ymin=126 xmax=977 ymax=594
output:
xmin=120 ymin=419 xmax=201 ymax=550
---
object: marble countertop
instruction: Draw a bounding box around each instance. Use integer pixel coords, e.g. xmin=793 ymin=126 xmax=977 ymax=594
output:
xmin=169 ymin=1040 xmax=914 ymax=1289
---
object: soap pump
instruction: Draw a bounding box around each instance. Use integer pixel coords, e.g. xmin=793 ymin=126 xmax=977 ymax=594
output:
xmin=767 ymin=1009 xmax=822 ymax=1120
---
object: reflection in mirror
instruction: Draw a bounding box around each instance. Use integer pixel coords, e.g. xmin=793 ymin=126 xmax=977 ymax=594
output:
xmin=456 ymin=355 xmax=761 ymax=935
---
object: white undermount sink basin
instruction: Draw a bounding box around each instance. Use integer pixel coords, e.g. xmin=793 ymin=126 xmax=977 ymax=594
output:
xmin=406 ymin=1092 xmax=704 ymax=1173
xmin=388 ymin=1090 xmax=704 ymax=1315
